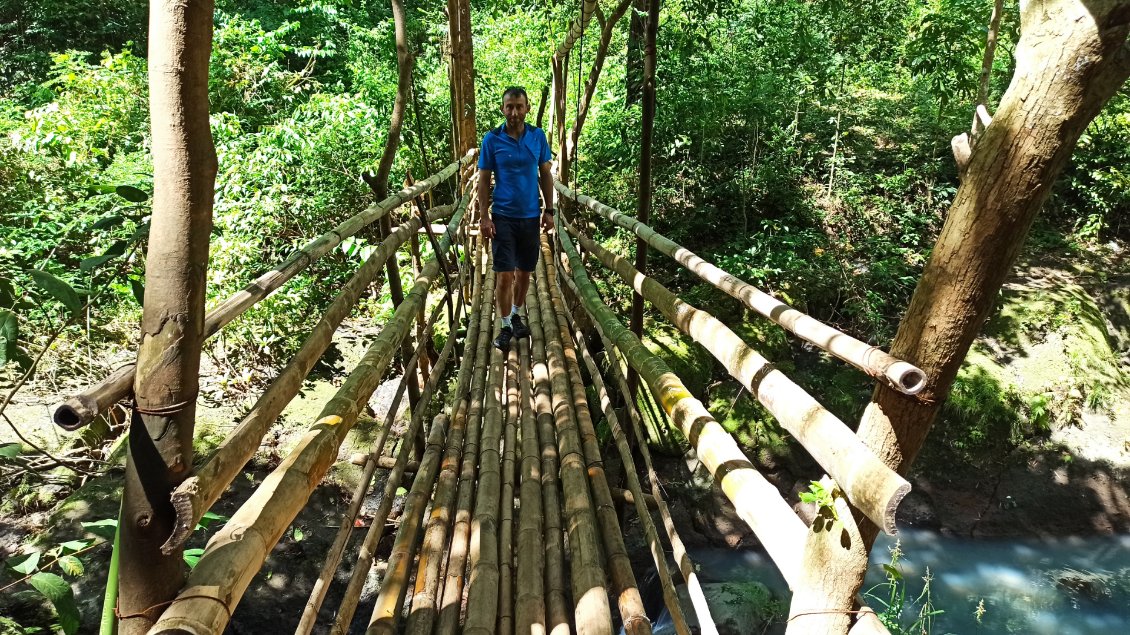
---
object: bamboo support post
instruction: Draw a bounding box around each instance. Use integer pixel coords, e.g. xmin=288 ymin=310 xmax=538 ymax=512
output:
xmin=163 ymin=205 xmax=457 ymax=554
xmin=435 ymin=266 xmax=496 ymax=635
xmin=557 ymin=225 xmax=811 ymax=588
xmin=295 ymin=292 xmax=456 ymax=634
xmin=533 ymin=251 xmax=613 ymax=634
xmin=462 ymin=329 xmax=506 ymax=633
xmin=526 ymin=285 xmax=570 ymax=635
xmin=554 ymin=181 xmax=927 ymax=395
xmin=366 ymin=411 xmax=452 ymax=634
xmin=147 ymin=203 xmax=467 ymax=635
xmin=540 ymin=244 xmax=651 ymax=634
xmin=497 ymin=347 xmax=520 ymax=635
xmin=54 ymin=152 xmax=476 ymax=431
xmin=563 ymin=220 xmax=910 ymax=535
xmin=405 ymin=249 xmax=487 ymax=635
xmin=514 ymin=323 xmax=546 ymax=634
xmin=330 ymin=292 xmax=464 ymax=635
xmin=556 ymin=264 xmax=717 ymax=632
xmin=557 ymin=282 xmax=692 ymax=635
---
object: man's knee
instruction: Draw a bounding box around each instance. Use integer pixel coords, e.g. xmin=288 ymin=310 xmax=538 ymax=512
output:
xmin=497 ymin=270 xmax=515 ymax=285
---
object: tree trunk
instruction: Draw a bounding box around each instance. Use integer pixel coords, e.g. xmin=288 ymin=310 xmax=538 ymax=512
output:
xmin=116 ymin=1 xmax=215 ymax=632
xmin=625 ymin=0 xmax=647 ymax=105
xmin=447 ymin=0 xmax=477 ymax=157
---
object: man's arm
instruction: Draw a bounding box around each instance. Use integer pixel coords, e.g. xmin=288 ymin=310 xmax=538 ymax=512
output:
xmin=477 ymin=168 xmax=494 ymax=239
xmin=538 ymin=161 xmax=555 ymax=231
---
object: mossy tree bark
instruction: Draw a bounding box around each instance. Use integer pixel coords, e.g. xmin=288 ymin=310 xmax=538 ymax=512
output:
xmin=116 ymin=2 xmax=215 ymax=632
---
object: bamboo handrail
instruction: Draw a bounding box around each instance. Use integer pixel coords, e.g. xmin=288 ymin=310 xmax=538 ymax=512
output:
xmin=329 ymin=288 xmax=464 ymax=635
xmin=54 ymin=151 xmax=476 ymax=430
xmin=563 ymin=220 xmax=910 ymax=535
xmin=526 ymin=285 xmax=571 ymax=635
xmin=161 ymin=205 xmax=457 ymax=554
xmin=557 ymin=225 xmax=811 ymax=589
xmin=540 ymin=245 xmax=652 ymax=634
xmin=295 ymin=289 xmax=458 ymax=634
xmin=404 ymin=250 xmax=487 ymax=635
xmin=555 ymin=266 xmax=717 ymax=633
xmin=434 ymin=268 xmax=495 ymax=635
xmin=148 ymin=201 xmax=467 ymax=635
xmin=554 ymin=181 xmax=927 ymax=396
xmin=555 ymin=0 xmax=600 ymax=59
xmin=557 ymin=279 xmax=693 ymax=635
xmin=533 ymin=254 xmax=613 ymax=634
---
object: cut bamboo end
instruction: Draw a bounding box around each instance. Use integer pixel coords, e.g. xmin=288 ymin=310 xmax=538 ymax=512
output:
xmin=884 ymin=361 xmax=927 ymax=395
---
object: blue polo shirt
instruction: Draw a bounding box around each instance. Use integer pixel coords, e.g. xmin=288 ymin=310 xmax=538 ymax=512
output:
xmin=478 ymin=123 xmax=552 ymax=219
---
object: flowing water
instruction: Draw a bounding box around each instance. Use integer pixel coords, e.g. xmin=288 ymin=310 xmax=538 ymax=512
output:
xmin=649 ymin=528 xmax=1130 ymax=634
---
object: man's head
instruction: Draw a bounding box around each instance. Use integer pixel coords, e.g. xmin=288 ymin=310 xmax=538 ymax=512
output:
xmin=501 ymin=86 xmax=530 ymax=128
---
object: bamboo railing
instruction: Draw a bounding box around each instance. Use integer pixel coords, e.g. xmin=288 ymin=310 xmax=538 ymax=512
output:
xmin=54 ymin=150 xmax=475 ymax=431
xmin=554 ymin=180 xmax=927 ymax=395
xmin=148 ymin=199 xmax=468 ymax=635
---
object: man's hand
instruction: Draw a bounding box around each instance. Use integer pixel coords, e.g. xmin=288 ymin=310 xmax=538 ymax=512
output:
xmin=541 ymin=209 xmax=555 ymax=232
xmin=480 ymin=215 xmax=496 ymax=240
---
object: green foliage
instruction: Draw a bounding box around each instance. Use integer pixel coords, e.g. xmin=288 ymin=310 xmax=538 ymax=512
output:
xmin=865 ymin=541 xmax=945 ymax=634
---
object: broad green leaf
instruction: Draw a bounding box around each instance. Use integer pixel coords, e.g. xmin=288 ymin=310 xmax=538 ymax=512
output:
xmin=28 ymin=572 xmax=80 ymax=635
xmin=183 ymin=548 xmax=206 ymax=569
xmin=91 ymin=215 xmax=125 ymax=230
xmin=292 ymin=527 xmax=305 ymax=542
xmin=0 ymin=442 xmax=22 ymax=459
xmin=91 ymin=184 xmax=118 ymax=194
xmin=129 ymin=278 xmax=145 ymax=306
xmin=0 ymin=310 xmax=18 ymax=365
xmin=57 ymin=540 xmax=90 ymax=553
xmin=115 ymin=185 xmax=149 ymax=203
xmin=195 ymin=510 xmax=230 ymax=530
xmin=10 ymin=550 xmax=41 ymax=574
xmin=81 ymin=518 xmax=118 ymax=541
xmin=395 ymin=487 xmax=408 ymax=496
xmin=79 ymin=241 xmax=128 ymax=272
xmin=57 ymin=555 xmax=83 ymax=577
xmin=29 ymin=271 xmax=82 ymax=315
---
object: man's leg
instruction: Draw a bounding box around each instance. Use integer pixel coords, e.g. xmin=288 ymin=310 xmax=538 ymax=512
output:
xmin=513 ymin=270 xmax=531 ymax=314
xmin=496 ymin=270 xmax=515 ymax=327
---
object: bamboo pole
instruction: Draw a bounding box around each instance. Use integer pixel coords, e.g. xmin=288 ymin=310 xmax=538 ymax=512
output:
xmin=557 ymin=225 xmax=811 ymax=589
xmin=558 ymin=262 xmax=716 ymax=633
xmin=541 ymin=244 xmax=651 ymax=634
xmin=435 ymin=266 xmax=496 ymax=635
xmin=563 ymin=221 xmax=910 ymax=535
xmin=555 ymin=0 xmax=599 ymax=59
xmin=462 ymin=326 xmax=506 ymax=633
xmin=329 ymin=274 xmax=465 ymax=635
xmin=514 ymin=310 xmax=546 ymax=634
xmin=366 ymin=411 xmax=452 ymax=635
xmin=148 ymin=203 xmax=467 ymax=635
xmin=554 ymin=181 xmax=927 ymax=395
xmin=55 ymin=153 xmax=475 ymax=431
xmin=557 ymin=282 xmax=692 ymax=635
xmin=526 ymin=284 xmax=570 ymax=635
xmin=295 ymin=293 xmax=454 ymax=635
xmin=160 ymin=205 xmax=457 ymax=554
xmin=405 ymin=250 xmax=487 ymax=635
xmin=534 ymin=250 xmax=613 ymax=635
xmin=497 ymin=346 xmax=519 ymax=635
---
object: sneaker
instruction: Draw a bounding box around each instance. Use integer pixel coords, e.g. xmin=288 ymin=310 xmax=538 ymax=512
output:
xmin=493 ymin=326 xmax=514 ymax=352
xmin=511 ymin=314 xmax=530 ymax=339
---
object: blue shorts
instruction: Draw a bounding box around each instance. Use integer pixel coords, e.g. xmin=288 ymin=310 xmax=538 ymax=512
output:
xmin=492 ymin=214 xmax=540 ymax=272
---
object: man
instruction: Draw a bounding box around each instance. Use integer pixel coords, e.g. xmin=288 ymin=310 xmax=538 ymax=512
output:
xmin=477 ymin=86 xmax=555 ymax=351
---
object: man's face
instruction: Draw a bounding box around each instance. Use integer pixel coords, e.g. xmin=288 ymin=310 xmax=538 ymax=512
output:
xmin=501 ymin=94 xmax=529 ymax=127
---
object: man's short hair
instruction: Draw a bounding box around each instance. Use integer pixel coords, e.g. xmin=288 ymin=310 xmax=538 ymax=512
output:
xmin=501 ymin=86 xmax=529 ymax=103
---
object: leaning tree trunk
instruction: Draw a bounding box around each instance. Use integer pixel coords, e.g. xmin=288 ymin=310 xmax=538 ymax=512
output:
xmin=447 ymin=0 xmax=476 ymax=158
xmin=857 ymin=0 xmax=1130 ymax=530
xmin=117 ymin=1 xmax=216 ymax=633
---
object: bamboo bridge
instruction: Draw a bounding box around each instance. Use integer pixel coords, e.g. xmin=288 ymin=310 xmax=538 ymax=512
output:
xmin=55 ymin=150 xmax=927 ymax=635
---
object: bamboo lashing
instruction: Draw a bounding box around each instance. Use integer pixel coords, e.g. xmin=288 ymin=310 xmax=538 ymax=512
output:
xmin=533 ymin=253 xmax=614 ymax=634
xmin=404 ymin=249 xmax=488 ymax=635
xmin=563 ymin=219 xmax=910 ymax=535
xmin=161 ymin=204 xmax=458 ymax=554
xmin=54 ymin=151 xmax=476 ymax=430
xmin=555 ymin=266 xmax=717 ymax=633
xmin=557 ymin=224 xmax=811 ymax=588
xmin=540 ymin=245 xmax=652 ymax=633
xmin=147 ymin=200 xmax=467 ymax=635
xmin=295 ymin=288 xmax=461 ymax=634
xmin=526 ymin=284 xmax=571 ymax=635
xmin=553 ymin=180 xmax=927 ymax=396
xmin=434 ymin=267 xmax=495 ymax=635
